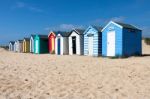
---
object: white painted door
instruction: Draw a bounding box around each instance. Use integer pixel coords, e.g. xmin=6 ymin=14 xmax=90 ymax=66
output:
xmin=35 ymin=40 xmax=38 ymax=53
xmin=88 ymin=36 xmax=93 ymax=56
xmin=107 ymin=31 xmax=115 ymax=56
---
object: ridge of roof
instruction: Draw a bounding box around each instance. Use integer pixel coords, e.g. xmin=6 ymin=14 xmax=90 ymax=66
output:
xmin=114 ymin=21 xmax=141 ymax=30
xmin=57 ymin=31 xmax=70 ymax=37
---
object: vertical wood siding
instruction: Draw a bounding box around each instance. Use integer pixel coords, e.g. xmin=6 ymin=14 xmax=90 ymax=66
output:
xmin=102 ymin=23 xmax=123 ymax=56
xmin=69 ymin=31 xmax=83 ymax=55
xmin=30 ymin=37 xmax=34 ymax=53
xmin=55 ymin=34 xmax=69 ymax=55
xmin=84 ymin=26 xmax=102 ymax=56
xmin=102 ymin=22 xmax=141 ymax=57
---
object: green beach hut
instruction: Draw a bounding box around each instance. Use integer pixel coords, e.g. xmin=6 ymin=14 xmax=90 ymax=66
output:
xmin=34 ymin=35 xmax=49 ymax=54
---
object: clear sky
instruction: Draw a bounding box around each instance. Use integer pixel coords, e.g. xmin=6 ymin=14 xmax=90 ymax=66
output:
xmin=0 ymin=0 xmax=150 ymax=45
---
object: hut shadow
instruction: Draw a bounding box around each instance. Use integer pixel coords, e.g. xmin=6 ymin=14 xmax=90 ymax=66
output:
xmin=140 ymin=54 xmax=150 ymax=57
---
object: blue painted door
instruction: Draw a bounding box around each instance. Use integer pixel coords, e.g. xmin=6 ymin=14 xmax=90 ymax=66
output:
xmin=57 ymin=38 xmax=61 ymax=55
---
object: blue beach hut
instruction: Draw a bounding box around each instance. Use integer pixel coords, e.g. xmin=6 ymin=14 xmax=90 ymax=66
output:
xmin=102 ymin=21 xmax=142 ymax=57
xmin=84 ymin=26 xmax=103 ymax=56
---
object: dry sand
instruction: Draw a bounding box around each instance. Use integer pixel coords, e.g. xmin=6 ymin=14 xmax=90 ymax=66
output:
xmin=0 ymin=41 xmax=150 ymax=99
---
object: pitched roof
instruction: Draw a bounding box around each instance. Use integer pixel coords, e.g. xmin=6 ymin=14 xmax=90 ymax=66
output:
xmin=18 ymin=40 xmax=23 ymax=42
xmin=115 ymin=22 xmax=141 ymax=30
xmin=9 ymin=41 xmax=15 ymax=44
xmin=70 ymin=29 xmax=85 ymax=35
xmin=24 ymin=38 xmax=30 ymax=41
xmin=75 ymin=29 xmax=85 ymax=35
xmin=92 ymin=26 xmax=103 ymax=32
xmin=102 ymin=21 xmax=141 ymax=32
xmin=31 ymin=34 xmax=36 ymax=37
xmin=58 ymin=32 xmax=70 ymax=37
xmin=37 ymin=35 xmax=48 ymax=39
xmin=48 ymin=31 xmax=59 ymax=37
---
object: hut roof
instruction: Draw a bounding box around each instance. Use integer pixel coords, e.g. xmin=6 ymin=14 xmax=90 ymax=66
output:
xmin=24 ymin=38 xmax=30 ymax=41
xmin=115 ymin=22 xmax=141 ymax=30
xmin=74 ymin=29 xmax=85 ymax=35
xmin=18 ymin=40 xmax=23 ymax=43
xmin=58 ymin=32 xmax=70 ymax=37
xmin=31 ymin=34 xmax=36 ymax=38
xmin=37 ymin=35 xmax=48 ymax=39
xmin=92 ymin=26 xmax=103 ymax=32
xmin=70 ymin=29 xmax=85 ymax=35
xmin=48 ymin=31 xmax=59 ymax=37
xmin=9 ymin=41 xmax=15 ymax=44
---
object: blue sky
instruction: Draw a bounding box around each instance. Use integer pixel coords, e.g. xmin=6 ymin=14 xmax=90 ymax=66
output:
xmin=0 ymin=0 xmax=150 ymax=45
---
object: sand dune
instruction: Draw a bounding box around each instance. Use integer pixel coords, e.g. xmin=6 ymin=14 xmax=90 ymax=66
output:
xmin=0 ymin=41 xmax=150 ymax=99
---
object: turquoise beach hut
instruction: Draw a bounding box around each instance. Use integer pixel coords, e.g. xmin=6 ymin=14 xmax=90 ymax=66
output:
xmin=34 ymin=35 xmax=49 ymax=54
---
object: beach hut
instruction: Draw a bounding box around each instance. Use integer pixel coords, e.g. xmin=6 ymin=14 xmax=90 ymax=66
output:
xmin=16 ymin=40 xmax=23 ymax=53
xmin=9 ymin=41 xmax=15 ymax=51
xmin=84 ymin=26 xmax=103 ymax=56
xmin=30 ymin=35 xmax=35 ymax=53
xmin=34 ymin=35 xmax=49 ymax=54
xmin=68 ymin=29 xmax=85 ymax=55
xmin=48 ymin=31 xmax=58 ymax=54
xmin=102 ymin=21 xmax=142 ymax=57
xmin=23 ymin=38 xmax=30 ymax=53
xmin=55 ymin=32 xmax=70 ymax=55
xmin=14 ymin=41 xmax=17 ymax=52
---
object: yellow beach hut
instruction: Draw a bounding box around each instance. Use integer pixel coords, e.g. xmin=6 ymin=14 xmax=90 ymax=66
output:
xmin=23 ymin=38 xmax=30 ymax=53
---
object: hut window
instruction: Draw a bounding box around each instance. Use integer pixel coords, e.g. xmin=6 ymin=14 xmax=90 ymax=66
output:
xmin=128 ymin=29 xmax=136 ymax=32
xmin=87 ymin=34 xmax=94 ymax=37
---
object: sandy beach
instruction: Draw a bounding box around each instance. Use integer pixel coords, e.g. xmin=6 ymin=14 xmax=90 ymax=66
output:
xmin=0 ymin=41 xmax=150 ymax=99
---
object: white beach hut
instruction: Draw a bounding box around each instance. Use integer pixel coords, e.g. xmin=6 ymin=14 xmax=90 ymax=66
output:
xmin=30 ymin=35 xmax=35 ymax=53
xmin=68 ymin=29 xmax=85 ymax=55
xmin=55 ymin=32 xmax=70 ymax=55
xmin=16 ymin=40 xmax=23 ymax=53
xmin=14 ymin=41 xmax=17 ymax=52
xmin=9 ymin=41 xmax=15 ymax=51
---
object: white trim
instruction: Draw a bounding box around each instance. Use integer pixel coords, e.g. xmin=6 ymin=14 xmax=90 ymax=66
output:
xmin=101 ymin=21 xmax=123 ymax=32
xmin=56 ymin=33 xmax=62 ymax=37
xmin=48 ymin=31 xmax=55 ymax=37
xmin=71 ymin=29 xmax=80 ymax=35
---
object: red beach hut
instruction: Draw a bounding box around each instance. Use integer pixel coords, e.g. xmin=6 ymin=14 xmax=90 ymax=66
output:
xmin=48 ymin=31 xmax=57 ymax=53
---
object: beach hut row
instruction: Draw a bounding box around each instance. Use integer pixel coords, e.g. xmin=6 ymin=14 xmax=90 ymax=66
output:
xmin=9 ymin=21 xmax=142 ymax=57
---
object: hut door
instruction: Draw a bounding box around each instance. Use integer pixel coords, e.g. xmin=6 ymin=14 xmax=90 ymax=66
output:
xmin=72 ymin=36 xmax=76 ymax=54
xmin=57 ymin=38 xmax=61 ymax=55
xmin=88 ymin=36 xmax=93 ymax=56
xmin=50 ymin=36 xmax=55 ymax=52
xmin=35 ymin=40 xmax=39 ymax=53
xmin=107 ymin=31 xmax=115 ymax=56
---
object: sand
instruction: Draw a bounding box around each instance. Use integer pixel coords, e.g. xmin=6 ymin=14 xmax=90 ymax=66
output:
xmin=0 ymin=41 xmax=150 ymax=99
